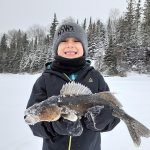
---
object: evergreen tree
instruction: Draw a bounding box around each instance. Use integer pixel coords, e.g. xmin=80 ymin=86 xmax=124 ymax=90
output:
xmin=7 ymin=33 xmax=17 ymax=72
xmin=115 ymin=16 xmax=126 ymax=46
xmin=134 ymin=0 xmax=142 ymax=49
xmin=132 ymin=0 xmax=146 ymax=73
xmin=142 ymin=0 xmax=150 ymax=47
xmin=124 ymin=0 xmax=136 ymax=42
xmin=94 ymin=20 xmax=106 ymax=71
xmin=30 ymin=36 xmax=38 ymax=72
xmin=34 ymin=36 xmax=38 ymax=51
xmin=12 ymin=30 xmax=23 ymax=73
xmin=104 ymin=36 xmax=117 ymax=75
xmin=30 ymin=45 xmax=42 ymax=72
xmin=135 ymin=0 xmax=141 ymax=31
xmin=87 ymin=17 xmax=95 ymax=59
xmin=22 ymin=33 xmax=29 ymax=52
xmin=44 ymin=35 xmax=53 ymax=62
xmin=90 ymin=22 xmax=97 ymax=58
xmin=107 ymin=9 xmax=128 ymax=75
xmin=20 ymin=33 xmax=30 ymax=72
xmin=49 ymin=13 xmax=58 ymax=59
xmin=0 ymin=34 xmax=9 ymax=72
xmin=76 ymin=19 xmax=79 ymax=24
xmin=44 ymin=35 xmax=50 ymax=46
xmin=104 ymin=18 xmax=118 ymax=75
xmin=30 ymin=36 xmax=46 ymax=72
xmin=0 ymin=34 xmax=8 ymax=51
xmin=49 ymin=13 xmax=58 ymax=41
xmin=142 ymin=0 xmax=150 ymax=72
xmin=82 ymin=18 xmax=87 ymax=30
xmin=123 ymin=0 xmax=137 ymax=69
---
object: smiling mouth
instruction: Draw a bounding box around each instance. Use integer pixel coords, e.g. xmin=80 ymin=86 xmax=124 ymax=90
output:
xmin=64 ymin=51 xmax=77 ymax=55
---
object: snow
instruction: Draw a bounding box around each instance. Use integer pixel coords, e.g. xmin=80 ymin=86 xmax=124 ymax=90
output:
xmin=0 ymin=73 xmax=150 ymax=150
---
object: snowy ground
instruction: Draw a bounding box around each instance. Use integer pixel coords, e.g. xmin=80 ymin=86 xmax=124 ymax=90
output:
xmin=0 ymin=73 xmax=150 ymax=150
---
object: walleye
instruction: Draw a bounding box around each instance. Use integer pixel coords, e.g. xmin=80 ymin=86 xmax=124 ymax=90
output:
xmin=24 ymin=82 xmax=150 ymax=146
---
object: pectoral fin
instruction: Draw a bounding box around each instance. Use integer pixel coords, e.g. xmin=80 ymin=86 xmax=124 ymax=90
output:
xmin=61 ymin=106 xmax=78 ymax=122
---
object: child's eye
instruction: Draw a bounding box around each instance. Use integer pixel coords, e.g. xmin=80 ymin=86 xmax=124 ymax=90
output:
xmin=61 ymin=40 xmax=67 ymax=42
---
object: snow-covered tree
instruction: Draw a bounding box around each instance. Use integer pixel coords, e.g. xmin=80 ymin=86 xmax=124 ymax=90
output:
xmin=94 ymin=20 xmax=106 ymax=71
xmin=82 ymin=18 xmax=87 ymax=30
xmin=49 ymin=13 xmax=58 ymax=41
xmin=87 ymin=17 xmax=93 ymax=59
xmin=122 ymin=0 xmax=138 ymax=69
xmin=7 ymin=33 xmax=17 ymax=72
xmin=141 ymin=0 xmax=150 ymax=72
xmin=142 ymin=0 xmax=150 ymax=47
xmin=11 ymin=30 xmax=24 ymax=73
xmin=19 ymin=33 xmax=31 ymax=72
xmin=0 ymin=34 xmax=9 ymax=72
xmin=104 ymin=18 xmax=118 ymax=75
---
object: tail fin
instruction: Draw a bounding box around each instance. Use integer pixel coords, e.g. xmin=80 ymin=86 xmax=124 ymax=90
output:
xmin=123 ymin=113 xmax=150 ymax=146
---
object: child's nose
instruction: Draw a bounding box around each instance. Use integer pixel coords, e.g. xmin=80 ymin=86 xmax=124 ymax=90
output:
xmin=66 ymin=41 xmax=74 ymax=48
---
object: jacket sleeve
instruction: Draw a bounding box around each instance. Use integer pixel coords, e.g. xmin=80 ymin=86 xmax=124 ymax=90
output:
xmin=97 ymin=72 xmax=110 ymax=92
xmin=26 ymin=75 xmax=58 ymax=141
xmin=96 ymin=72 xmax=120 ymax=132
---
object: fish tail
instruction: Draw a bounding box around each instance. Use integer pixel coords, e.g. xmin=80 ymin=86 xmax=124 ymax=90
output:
xmin=123 ymin=113 xmax=150 ymax=146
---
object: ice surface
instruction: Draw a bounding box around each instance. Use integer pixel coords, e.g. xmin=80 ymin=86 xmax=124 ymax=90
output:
xmin=0 ymin=73 xmax=150 ymax=150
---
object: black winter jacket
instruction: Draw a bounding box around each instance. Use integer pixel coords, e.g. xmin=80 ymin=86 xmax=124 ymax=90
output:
xmin=26 ymin=64 xmax=120 ymax=150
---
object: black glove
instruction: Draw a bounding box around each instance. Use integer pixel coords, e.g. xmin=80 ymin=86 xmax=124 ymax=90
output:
xmin=84 ymin=105 xmax=118 ymax=131
xmin=52 ymin=117 xmax=83 ymax=136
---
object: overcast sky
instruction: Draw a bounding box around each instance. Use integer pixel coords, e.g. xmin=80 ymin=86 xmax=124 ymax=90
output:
xmin=0 ymin=0 xmax=145 ymax=34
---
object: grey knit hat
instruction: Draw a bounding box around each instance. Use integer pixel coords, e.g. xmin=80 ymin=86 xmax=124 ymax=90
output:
xmin=52 ymin=18 xmax=88 ymax=56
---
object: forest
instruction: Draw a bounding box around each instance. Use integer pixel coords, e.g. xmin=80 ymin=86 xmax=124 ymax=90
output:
xmin=0 ymin=0 xmax=150 ymax=76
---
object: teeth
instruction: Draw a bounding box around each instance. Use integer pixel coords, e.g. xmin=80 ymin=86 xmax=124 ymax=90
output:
xmin=65 ymin=52 xmax=77 ymax=54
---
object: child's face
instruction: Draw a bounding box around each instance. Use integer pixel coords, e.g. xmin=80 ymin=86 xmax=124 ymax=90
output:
xmin=57 ymin=37 xmax=84 ymax=59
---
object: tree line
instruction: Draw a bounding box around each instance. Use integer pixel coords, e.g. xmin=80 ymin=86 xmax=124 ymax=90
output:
xmin=0 ymin=0 xmax=150 ymax=75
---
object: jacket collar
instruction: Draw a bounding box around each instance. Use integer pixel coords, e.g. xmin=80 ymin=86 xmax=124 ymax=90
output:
xmin=43 ymin=60 xmax=94 ymax=82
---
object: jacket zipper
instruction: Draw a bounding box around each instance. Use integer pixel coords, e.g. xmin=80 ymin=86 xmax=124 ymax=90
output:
xmin=63 ymin=73 xmax=72 ymax=150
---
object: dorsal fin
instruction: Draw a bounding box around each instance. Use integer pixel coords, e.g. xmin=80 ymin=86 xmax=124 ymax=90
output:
xmin=60 ymin=81 xmax=92 ymax=96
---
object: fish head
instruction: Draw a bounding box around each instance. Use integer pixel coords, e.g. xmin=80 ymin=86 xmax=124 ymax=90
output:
xmin=24 ymin=103 xmax=61 ymax=125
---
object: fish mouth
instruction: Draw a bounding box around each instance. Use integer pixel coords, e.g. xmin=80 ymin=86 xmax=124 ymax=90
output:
xmin=24 ymin=104 xmax=62 ymax=125
xmin=24 ymin=114 xmax=40 ymax=125
xmin=24 ymin=113 xmax=61 ymax=125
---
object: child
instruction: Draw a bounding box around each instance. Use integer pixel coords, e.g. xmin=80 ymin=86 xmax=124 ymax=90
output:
xmin=26 ymin=18 xmax=120 ymax=150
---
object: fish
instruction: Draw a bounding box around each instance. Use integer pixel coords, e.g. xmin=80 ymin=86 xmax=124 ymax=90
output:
xmin=24 ymin=81 xmax=150 ymax=146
